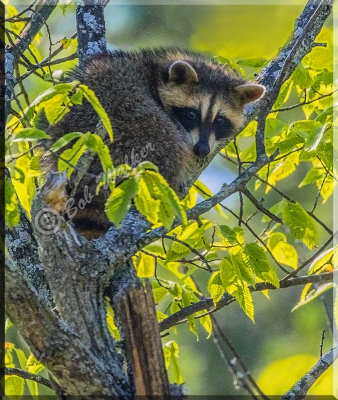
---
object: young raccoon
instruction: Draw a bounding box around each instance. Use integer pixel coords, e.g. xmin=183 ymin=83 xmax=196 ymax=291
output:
xmin=45 ymin=48 xmax=265 ymax=238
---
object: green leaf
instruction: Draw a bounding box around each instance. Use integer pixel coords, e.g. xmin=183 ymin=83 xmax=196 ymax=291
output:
xmin=308 ymin=247 xmax=334 ymax=275
xmin=58 ymin=136 xmax=86 ymax=177
xmin=282 ymin=201 xmax=318 ymax=249
xmin=165 ymin=222 xmax=207 ymax=263
xmin=70 ymin=89 xmax=83 ymax=105
xmin=220 ymin=258 xmax=255 ymax=321
xmin=316 ymin=106 xmax=333 ymax=124
xmin=79 ymin=84 xmax=113 ymax=141
xmin=136 ymin=161 xmax=159 ymax=172
xmin=134 ymin=177 xmax=160 ymax=225
xmin=105 ymin=177 xmax=139 ymax=226
xmin=292 ymin=63 xmax=313 ymax=89
xmin=262 ymin=199 xmax=287 ymax=222
xmin=182 ymin=289 xmax=198 ymax=338
xmin=138 ymin=170 xmax=187 ymax=229
xmin=5 ymin=319 xmax=12 ymax=333
xmin=208 ymin=271 xmax=225 ymax=305
xmin=267 ymin=233 xmax=298 ymax=270
xmin=83 ymin=132 xmax=114 ymax=173
xmin=299 ymin=167 xmax=325 ymax=187
xmin=218 ymin=225 xmax=237 ymax=244
xmin=292 ymin=283 xmax=333 ymax=311
xmin=163 ymin=341 xmax=183 ymax=384
xmin=265 ymin=118 xmax=287 ymax=139
xmin=151 ymin=280 xmax=169 ymax=304
xmin=243 ymin=243 xmax=280 ymax=287
xmin=194 ymin=180 xmax=227 ymax=218
xmin=43 ymin=92 xmax=70 ymax=124
xmin=273 ymin=79 xmax=293 ymax=110
xmin=134 ymin=251 xmax=155 ymax=277
xmin=49 ymin=132 xmax=83 ymax=153
xmin=106 ymin=301 xmax=121 ymax=341
xmin=198 ymin=313 xmax=212 ymax=338
xmin=12 ymin=128 xmax=50 ymax=141
xmin=28 ymin=155 xmax=42 ymax=178
xmin=291 ymin=120 xmax=329 ymax=152
xmin=5 ymin=376 xmax=24 ymax=398
xmin=266 ymin=152 xmax=299 ymax=192
xmin=4 ymin=179 xmax=20 ymax=228
xmin=236 ymin=57 xmax=268 ymax=68
xmin=26 ymin=82 xmax=75 ymax=120
xmin=26 ymin=353 xmax=44 ymax=375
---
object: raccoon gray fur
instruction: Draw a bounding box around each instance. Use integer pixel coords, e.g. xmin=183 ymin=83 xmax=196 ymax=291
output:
xmin=44 ymin=48 xmax=265 ymax=238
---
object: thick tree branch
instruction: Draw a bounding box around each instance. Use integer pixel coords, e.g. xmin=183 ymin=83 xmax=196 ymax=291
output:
xmin=114 ymin=281 xmax=170 ymax=397
xmin=75 ymin=0 xmax=108 ymax=67
xmin=281 ymin=343 xmax=337 ymax=400
xmin=6 ymin=239 xmax=130 ymax=396
xmin=159 ymin=271 xmax=335 ymax=332
xmin=5 ymin=205 xmax=51 ymax=304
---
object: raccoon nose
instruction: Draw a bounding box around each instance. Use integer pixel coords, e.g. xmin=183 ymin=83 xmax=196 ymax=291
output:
xmin=193 ymin=142 xmax=210 ymax=157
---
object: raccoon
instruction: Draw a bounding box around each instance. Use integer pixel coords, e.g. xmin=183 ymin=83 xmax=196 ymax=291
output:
xmin=44 ymin=48 xmax=265 ymax=238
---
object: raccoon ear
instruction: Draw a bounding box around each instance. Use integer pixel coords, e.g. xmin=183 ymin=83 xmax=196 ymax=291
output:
xmin=235 ymin=83 xmax=265 ymax=104
xmin=168 ymin=60 xmax=199 ymax=84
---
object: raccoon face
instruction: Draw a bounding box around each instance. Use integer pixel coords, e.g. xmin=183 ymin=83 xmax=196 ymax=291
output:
xmin=158 ymin=59 xmax=265 ymax=157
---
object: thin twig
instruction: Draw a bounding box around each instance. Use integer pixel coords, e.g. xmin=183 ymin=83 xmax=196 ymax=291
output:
xmin=234 ymin=139 xmax=244 ymax=226
xmin=211 ymin=315 xmax=270 ymax=400
xmin=319 ymin=330 xmax=325 ymax=359
xmin=164 ymin=235 xmax=212 ymax=272
xmin=4 ymin=367 xmax=52 ymax=389
xmin=271 ymin=89 xmax=337 ymax=113
xmin=241 ymin=187 xmax=282 ymax=224
xmin=211 ymin=317 xmax=260 ymax=398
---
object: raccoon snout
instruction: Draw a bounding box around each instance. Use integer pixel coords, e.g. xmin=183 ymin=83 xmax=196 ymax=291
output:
xmin=193 ymin=142 xmax=210 ymax=157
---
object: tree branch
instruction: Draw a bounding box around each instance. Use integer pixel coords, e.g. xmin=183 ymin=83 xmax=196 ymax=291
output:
xmin=6 ymin=236 xmax=130 ymax=397
xmin=75 ymin=0 xmax=108 ymax=67
xmin=5 ymin=204 xmax=52 ymax=305
xmin=4 ymin=367 xmax=52 ymax=390
xmin=241 ymin=187 xmax=282 ymax=224
xmin=5 ymin=0 xmax=57 ymax=122
xmin=159 ymin=271 xmax=335 ymax=332
xmin=281 ymin=343 xmax=337 ymax=400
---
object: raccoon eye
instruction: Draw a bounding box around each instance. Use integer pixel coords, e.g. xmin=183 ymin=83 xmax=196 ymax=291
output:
xmin=187 ymin=109 xmax=198 ymax=120
xmin=215 ymin=116 xmax=227 ymax=127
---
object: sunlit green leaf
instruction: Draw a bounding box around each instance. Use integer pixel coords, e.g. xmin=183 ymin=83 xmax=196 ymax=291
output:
xmin=12 ymin=128 xmax=50 ymax=142
xmin=105 ymin=177 xmax=139 ymax=225
xmin=282 ymin=201 xmax=318 ymax=249
xmin=79 ymin=84 xmax=113 ymax=141
xmin=243 ymin=243 xmax=280 ymax=287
